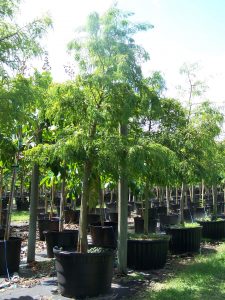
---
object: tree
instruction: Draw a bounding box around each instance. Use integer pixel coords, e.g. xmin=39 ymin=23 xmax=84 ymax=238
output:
xmin=0 ymin=0 xmax=52 ymax=79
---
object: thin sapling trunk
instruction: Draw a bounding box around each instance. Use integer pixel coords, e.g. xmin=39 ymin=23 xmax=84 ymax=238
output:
xmin=144 ymin=184 xmax=149 ymax=235
xmin=4 ymin=161 xmax=18 ymax=240
xmin=98 ymin=176 xmax=104 ymax=227
xmin=44 ymin=185 xmax=48 ymax=214
xmin=212 ymin=184 xmax=217 ymax=219
xmin=59 ymin=177 xmax=66 ymax=232
xmin=0 ymin=168 xmax=3 ymax=226
xmin=77 ymin=160 xmax=92 ymax=253
xmin=180 ymin=182 xmax=185 ymax=226
xmin=166 ymin=186 xmax=170 ymax=216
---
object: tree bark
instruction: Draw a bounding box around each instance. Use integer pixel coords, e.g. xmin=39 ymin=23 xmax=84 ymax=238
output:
xmin=27 ymin=163 xmax=39 ymax=262
xmin=4 ymin=165 xmax=17 ymax=240
xmin=212 ymin=184 xmax=217 ymax=218
xmin=144 ymin=184 xmax=149 ymax=235
xmin=77 ymin=160 xmax=92 ymax=253
xmin=50 ymin=181 xmax=55 ymax=219
xmin=201 ymin=179 xmax=204 ymax=206
xmin=44 ymin=185 xmax=48 ymax=214
xmin=166 ymin=186 xmax=170 ymax=215
xmin=59 ymin=177 xmax=66 ymax=232
xmin=175 ymin=187 xmax=178 ymax=204
xmin=98 ymin=176 xmax=104 ymax=227
xmin=117 ymin=123 xmax=128 ymax=274
xmin=0 ymin=168 xmax=3 ymax=226
xmin=180 ymin=182 xmax=185 ymax=226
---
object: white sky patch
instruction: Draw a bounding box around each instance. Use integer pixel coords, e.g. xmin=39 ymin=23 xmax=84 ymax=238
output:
xmin=17 ymin=0 xmax=225 ymax=104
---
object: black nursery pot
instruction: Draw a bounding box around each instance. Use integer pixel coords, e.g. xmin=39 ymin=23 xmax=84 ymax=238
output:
xmin=16 ymin=197 xmax=29 ymax=211
xmin=198 ymin=220 xmax=225 ymax=239
xmin=159 ymin=214 xmax=179 ymax=231
xmin=134 ymin=217 xmax=157 ymax=234
xmin=0 ymin=228 xmax=4 ymax=239
xmin=109 ymin=212 xmax=118 ymax=223
xmin=44 ymin=230 xmax=79 ymax=258
xmin=54 ymin=248 xmax=114 ymax=299
xmin=38 ymin=218 xmax=59 ymax=241
xmin=0 ymin=237 xmax=22 ymax=275
xmin=166 ymin=226 xmax=202 ymax=254
xmin=90 ymin=224 xmax=117 ymax=249
xmin=64 ymin=210 xmax=80 ymax=224
xmin=87 ymin=213 xmax=101 ymax=225
xmin=127 ymin=238 xmax=169 ymax=270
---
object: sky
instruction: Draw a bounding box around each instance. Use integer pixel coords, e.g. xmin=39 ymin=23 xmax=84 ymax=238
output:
xmin=18 ymin=0 xmax=225 ymax=106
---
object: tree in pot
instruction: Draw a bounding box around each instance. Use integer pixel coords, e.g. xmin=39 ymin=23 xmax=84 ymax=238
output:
xmin=43 ymin=161 xmax=79 ymax=258
xmin=197 ymin=139 xmax=225 ymax=240
xmin=165 ymin=101 xmax=224 ymax=253
xmin=0 ymin=129 xmax=22 ymax=275
xmin=127 ymin=139 xmax=176 ymax=270
xmin=43 ymin=6 xmax=156 ymax=296
xmin=0 ymin=0 xmax=52 ymax=266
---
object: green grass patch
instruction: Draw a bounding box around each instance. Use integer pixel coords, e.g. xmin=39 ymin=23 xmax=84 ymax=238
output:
xmin=128 ymin=233 xmax=170 ymax=241
xmin=11 ymin=211 xmax=29 ymax=222
xmin=169 ymin=222 xmax=201 ymax=229
xmin=142 ymin=243 xmax=225 ymax=300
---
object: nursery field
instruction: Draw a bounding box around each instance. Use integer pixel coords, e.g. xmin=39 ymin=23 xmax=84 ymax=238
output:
xmin=0 ymin=220 xmax=224 ymax=300
xmin=2 ymin=0 xmax=225 ymax=299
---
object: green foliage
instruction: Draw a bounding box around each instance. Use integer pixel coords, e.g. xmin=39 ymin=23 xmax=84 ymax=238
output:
xmin=128 ymin=139 xmax=178 ymax=186
xmin=0 ymin=0 xmax=52 ymax=77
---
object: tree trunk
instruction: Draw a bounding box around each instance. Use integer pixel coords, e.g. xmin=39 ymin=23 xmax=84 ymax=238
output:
xmin=144 ymin=184 xmax=149 ymax=235
xmin=224 ymin=187 xmax=225 ymax=215
xmin=175 ymin=187 xmax=178 ymax=204
xmin=160 ymin=187 xmax=164 ymax=203
xmin=180 ymin=182 xmax=185 ymax=226
xmin=20 ymin=171 xmax=24 ymax=203
xmin=4 ymin=165 xmax=17 ymax=240
xmin=166 ymin=186 xmax=170 ymax=215
xmin=27 ymin=163 xmax=39 ymax=262
xmin=117 ymin=123 xmax=128 ymax=274
xmin=212 ymin=184 xmax=217 ymax=218
xmin=201 ymin=179 xmax=204 ymax=206
xmin=98 ymin=176 xmax=104 ymax=226
xmin=59 ymin=177 xmax=66 ymax=232
xmin=0 ymin=168 xmax=3 ymax=226
xmin=50 ymin=181 xmax=55 ymax=219
xmin=44 ymin=185 xmax=48 ymax=214
xmin=77 ymin=160 xmax=92 ymax=253
xmin=184 ymin=185 xmax=188 ymax=208
xmin=156 ymin=186 xmax=159 ymax=201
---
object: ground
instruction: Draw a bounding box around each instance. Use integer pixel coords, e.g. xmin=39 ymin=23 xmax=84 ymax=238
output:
xmin=0 ymin=222 xmax=223 ymax=300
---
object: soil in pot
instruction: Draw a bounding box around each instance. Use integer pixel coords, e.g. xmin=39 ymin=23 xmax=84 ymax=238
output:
xmin=127 ymin=235 xmax=170 ymax=270
xmin=44 ymin=230 xmax=79 ymax=258
xmin=53 ymin=248 xmax=114 ymax=298
xmin=0 ymin=237 xmax=22 ymax=275
xmin=166 ymin=225 xmax=202 ymax=254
